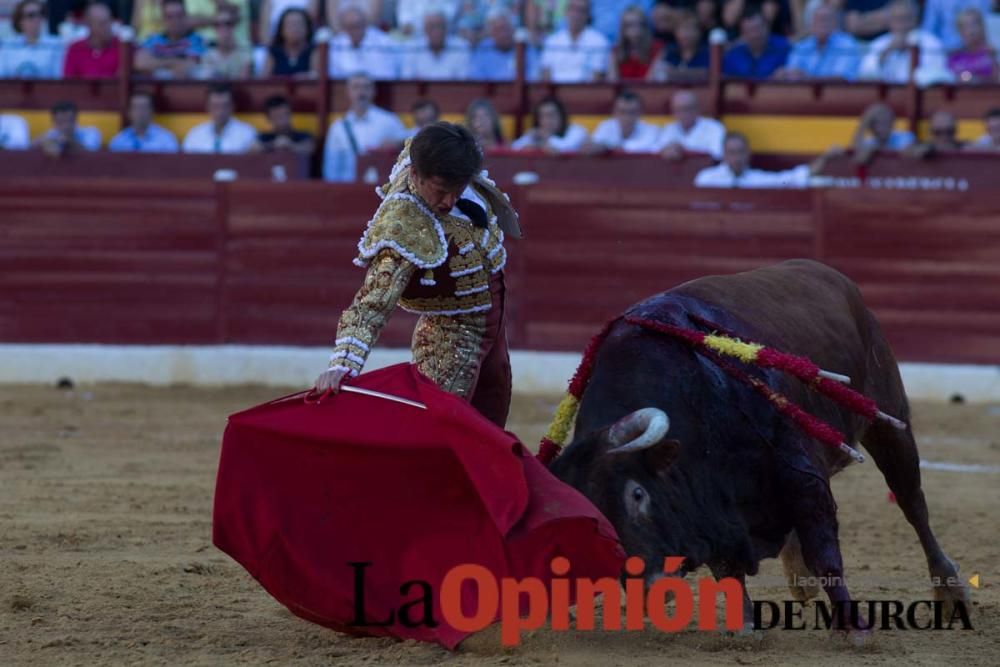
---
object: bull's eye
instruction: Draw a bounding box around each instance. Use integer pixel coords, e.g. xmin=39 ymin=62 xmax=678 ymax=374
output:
xmin=624 ymin=479 xmax=649 ymax=518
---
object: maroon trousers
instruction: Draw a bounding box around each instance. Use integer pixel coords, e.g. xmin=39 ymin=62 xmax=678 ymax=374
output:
xmin=468 ymin=272 xmax=512 ymax=429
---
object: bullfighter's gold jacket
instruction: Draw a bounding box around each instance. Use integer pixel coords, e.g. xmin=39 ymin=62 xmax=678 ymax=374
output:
xmin=328 ymin=140 xmax=517 ymax=397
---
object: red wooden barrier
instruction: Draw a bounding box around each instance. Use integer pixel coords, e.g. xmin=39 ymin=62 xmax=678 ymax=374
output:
xmin=0 ymin=179 xmax=218 ymax=343
xmin=2 ymin=179 xmax=999 ymax=365
xmin=0 ymin=151 xmax=310 ymax=181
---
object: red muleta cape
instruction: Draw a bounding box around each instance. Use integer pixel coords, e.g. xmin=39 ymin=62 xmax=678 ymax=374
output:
xmin=212 ymin=363 xmax=625 ymax=648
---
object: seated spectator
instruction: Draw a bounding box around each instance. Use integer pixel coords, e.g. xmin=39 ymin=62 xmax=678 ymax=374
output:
xmin=0 ymin=0 xmax=63 ymax=78
xmin=525 ymin=0 xmax=560 ymax=40
xmin=858 ymin=0 xmax=948 ymax=84
xmin=323 ymin=73 xmax=408 ymax=182
xmin=694 ymin=132 xmax=825 ymax=188
xmin=947 ymin=8 xmax=998 ymax=83
xmin=776 ymin=4 xmax=860 ymax=80
xmin=182 ymin=85 xmax=257 ymax=153
xmin=396 ymin=0 xmax=459 ymax=37
xmin=469 ymin=9 xmax=540 ymax=81
xmin=258 ymin=0 xmax=318 ymax=45
xmin=0 ymin=112 xmax=30 ymax=149
xmin=329 ymin=5 xmax=398 ymax=80
xmin=608 ymin=5 xmax=663 ymax=82
xmin=649 ymin=2 xmax=676 ymax=45
xmin=721 ymin=0 xmax=793 ymax=39
xmin=696 ymin=0 xmax=721 ymax=35
xmin=33 ymin=100 xmax=101 ymax=155
xmin=905 ymin=110 xmax=964 ymax=158
xmin=922 ymin=0 xmax=991 ymax=52
xmin=455 ymin=0 xmax=490 ymax=44
xmin=132 ymin=0 xmax=252 ymax=45
xmin=658 ymin=90 xmax=726 ymax=159
xmin=650 ymin=10 xmax=709 ymax=81
xmin=62 ymin=2 xmax=119 ymax=79
xmin=401 ymin=10 xmax=470 ymax=80
xmin=108 ymin=90 xmax=179 ymax=152
xmin=540 ymin=0 xmax=611 ymax=82
xmin=844 ymin=0 xmax=892 ymax=41
xmin=253 ymin=94 xmax=315 ymax=154
xmin=967 ymin=107 xmax=1000 ymax=150
xmin=406 ymin=98 xmax=440 ymax=138
xmin=134 ymin=0 xmax=207 ymax=78
xmin=263 ymin=8 xmax=318 ymax=77
xmin=585 ymin=89 xmax=661 ymax=154
xmin=849 ymin=102 xmax=915 ymax=164
xmin=202 ymin=6 xmax=252 ymax=79
xmin=465 ymin=98 xmax=505 ymax=152
xmin=722 ymin=8 xmax=789 ymax=79
xmin=592 ymin=0 xmax=644 ymax=42
xmin=511 ymin=96 xmax=589 ymax=153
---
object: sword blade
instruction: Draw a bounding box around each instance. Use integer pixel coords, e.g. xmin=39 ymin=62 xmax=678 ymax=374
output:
xmin=341 ymin=385 xmax=427 ymax=410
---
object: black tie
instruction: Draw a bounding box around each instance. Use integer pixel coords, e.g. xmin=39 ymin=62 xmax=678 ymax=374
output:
xmin=455 ymin=199 xmax=488 ymax=228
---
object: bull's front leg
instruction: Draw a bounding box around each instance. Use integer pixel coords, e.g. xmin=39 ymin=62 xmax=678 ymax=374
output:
xmin=773 ymin=451 xmax=872 ymax=641
xmin=708 ymin=562 xmax=756 ymax=636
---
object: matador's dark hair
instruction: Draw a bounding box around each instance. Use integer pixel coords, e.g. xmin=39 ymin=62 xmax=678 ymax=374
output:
xmin=410 ymin=122 xmax=483 ymax=190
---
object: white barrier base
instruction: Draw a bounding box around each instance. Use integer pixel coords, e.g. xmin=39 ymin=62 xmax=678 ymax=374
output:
xmin=0 ymin=344 xmax=998 ymax=402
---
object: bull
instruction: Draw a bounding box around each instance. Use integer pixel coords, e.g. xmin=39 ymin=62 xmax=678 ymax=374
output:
xmin=548 ymin=259 xmax=968 ymax=631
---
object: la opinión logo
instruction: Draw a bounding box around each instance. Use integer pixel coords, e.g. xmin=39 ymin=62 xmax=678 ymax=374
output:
xmin=349 ymin=557 xmax=976 ymax=644
xmin=349 ymin=556 xmax=746 ymax=645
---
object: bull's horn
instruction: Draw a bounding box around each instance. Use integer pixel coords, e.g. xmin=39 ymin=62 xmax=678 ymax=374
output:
xmin=608 ymin=408 xmax=670 ymax=453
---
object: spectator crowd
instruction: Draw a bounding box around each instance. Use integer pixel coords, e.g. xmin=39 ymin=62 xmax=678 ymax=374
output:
xmin=1 ymin=0 xmax=1000 ymax=82
xmin=3 ymin=0 xmax=1000 ymax=188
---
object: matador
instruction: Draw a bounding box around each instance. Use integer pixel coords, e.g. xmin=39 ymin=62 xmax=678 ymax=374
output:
xmin=314 ymin=122 xmax=521 ymax=428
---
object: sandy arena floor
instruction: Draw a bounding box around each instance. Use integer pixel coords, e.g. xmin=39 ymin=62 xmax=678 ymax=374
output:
xmin=1 ymin=384 xmax=998 ymax=666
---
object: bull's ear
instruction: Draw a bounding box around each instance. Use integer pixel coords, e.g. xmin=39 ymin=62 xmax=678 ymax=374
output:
xmin=644 ymin=439 xmax=682 ymax=475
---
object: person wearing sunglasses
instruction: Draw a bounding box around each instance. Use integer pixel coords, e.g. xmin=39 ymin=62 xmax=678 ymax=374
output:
xmin=202 ymin=6 xmax=252 ymax=78
xmin=0 ymin=0 xmax=64 ymax=78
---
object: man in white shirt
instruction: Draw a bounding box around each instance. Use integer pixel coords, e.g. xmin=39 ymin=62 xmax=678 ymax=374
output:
xmin=585 ymin=90 xmax=660 ymax=154
xmin=109 ymin=91 xmax=179 ymax=153
xmin=328 ymin=6 xmax=399 ymax=80
xmin=323 ymin=73 xmax=409 ymax=182
xmin=858 ymin=0 xmax=949 ymax=84
xmin=658 ymin=90 xmax=726 ymax=160
xmin=540 ymin=0 xmax=610 ymax=83
xmin=182 ymin=85 xmax=257 ymax=154
xmin=694 ymin=132 xmax=816 ymax=188
xmin=400 ymin=10 xmax=470 ymax=80
xmin=0 ymin=112 xmax=30 ymax=150
xmin=395 ymin=0 xmax=459 ymax=36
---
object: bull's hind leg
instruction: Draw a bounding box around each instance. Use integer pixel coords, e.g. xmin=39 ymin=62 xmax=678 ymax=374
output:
xmin=780 ymin=531 xmax=820 ymax=602
xmin=861 ymin=419 xmax=970 ymax=614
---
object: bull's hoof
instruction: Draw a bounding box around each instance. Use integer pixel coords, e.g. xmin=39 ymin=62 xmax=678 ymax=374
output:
xmin=720 ymin=621 xmax=764 ymax=641
xmin=934 ymin=581 xmax=971 ymax=619
xmin=932 ymin=558 xmax=971 ymax=619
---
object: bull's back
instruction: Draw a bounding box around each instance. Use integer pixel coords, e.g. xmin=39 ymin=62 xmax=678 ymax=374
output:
xmin=670 ymin=259 xmax=873 ymax=380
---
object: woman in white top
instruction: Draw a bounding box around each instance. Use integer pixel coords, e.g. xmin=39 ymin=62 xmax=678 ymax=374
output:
xmin=510 ymin=96 xmax=588 ymax=153
xmin=0 ymin=0 xmax=63 ymax=78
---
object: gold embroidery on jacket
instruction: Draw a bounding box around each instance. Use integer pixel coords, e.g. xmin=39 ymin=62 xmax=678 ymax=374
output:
xmin=329 ymin=249 xmax=416 ymax=374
